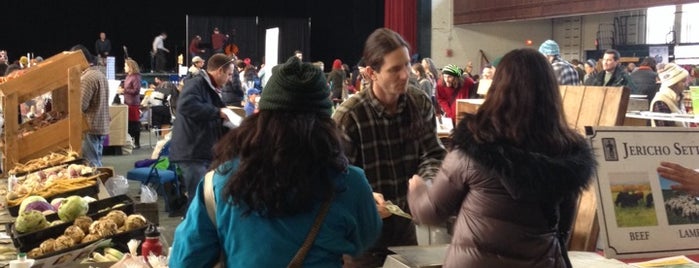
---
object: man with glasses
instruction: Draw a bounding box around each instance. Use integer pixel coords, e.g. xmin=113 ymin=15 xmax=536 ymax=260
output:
xmin=170 ymin=53 xmax=234 ymax=214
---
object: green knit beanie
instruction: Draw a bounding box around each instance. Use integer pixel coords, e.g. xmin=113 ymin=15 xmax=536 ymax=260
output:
xmin=258 ymin=56 xmax=333 ymax=115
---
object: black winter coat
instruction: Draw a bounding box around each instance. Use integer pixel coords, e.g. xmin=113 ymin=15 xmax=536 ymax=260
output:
xmin=170 ymin=72 xmax=227 ymax=163
xmin=221 ymin=68 xmax=244 ymax=107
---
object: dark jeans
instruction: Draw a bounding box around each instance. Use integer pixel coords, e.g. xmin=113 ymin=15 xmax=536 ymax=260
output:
xmin=177 ymin=160 xmax=210 ymax=213
xmin=154 ymin=49 xmax=167 ymax=72
xmin=343 ymin=216 xmax=417 ymax=268
xmin=128 ymin=121 xmax=141 ymax=147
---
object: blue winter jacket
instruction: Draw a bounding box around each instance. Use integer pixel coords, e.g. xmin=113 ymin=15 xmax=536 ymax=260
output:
xmin=169 ymin=160 xmax=382 ymax=268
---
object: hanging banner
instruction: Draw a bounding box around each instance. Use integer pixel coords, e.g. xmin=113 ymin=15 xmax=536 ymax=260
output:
xmin=590 ymin=126 xmax=699 ymax=259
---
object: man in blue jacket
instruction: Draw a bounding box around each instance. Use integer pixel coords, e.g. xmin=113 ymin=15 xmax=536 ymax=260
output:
xmin=170 ymin=53 xmax=234 ymax=213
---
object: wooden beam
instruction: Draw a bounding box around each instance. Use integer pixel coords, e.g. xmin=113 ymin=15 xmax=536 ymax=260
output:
xmin=454 ymin=0 xmax=691 ymax=25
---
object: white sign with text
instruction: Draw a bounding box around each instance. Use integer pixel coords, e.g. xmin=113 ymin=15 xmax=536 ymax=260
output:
xmin=590 ymin=126 xmax=699 ymax=259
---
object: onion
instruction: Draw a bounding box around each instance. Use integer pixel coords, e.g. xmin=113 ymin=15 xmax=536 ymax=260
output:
xmin=51 ymin=197 xmax=64 ymax=210
xmin=24 ymin=200 xmax=56 ymax=213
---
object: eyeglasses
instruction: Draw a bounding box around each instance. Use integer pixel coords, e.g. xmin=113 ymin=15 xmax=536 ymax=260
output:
xmin=218 ymin=59 xmax=236 ymax=74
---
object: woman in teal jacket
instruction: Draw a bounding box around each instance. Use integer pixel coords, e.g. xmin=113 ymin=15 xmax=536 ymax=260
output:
xmin=169 ymin=56 xmax=382 ymax=268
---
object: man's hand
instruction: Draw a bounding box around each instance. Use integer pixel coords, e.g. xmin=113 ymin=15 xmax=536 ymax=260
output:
xmin=219 ymin=108 xmax=230 ymax=120
xmin=373 ymin=192 xmax=392 ymax=219
xmin=658 ymin=162 xmax=699 ymax=196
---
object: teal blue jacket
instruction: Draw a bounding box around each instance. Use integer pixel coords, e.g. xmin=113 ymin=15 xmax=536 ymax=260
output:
xmin=169 ymin=161 xmax=382 ymax=268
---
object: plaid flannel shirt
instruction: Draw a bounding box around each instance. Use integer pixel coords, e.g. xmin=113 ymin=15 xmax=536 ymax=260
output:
xmin=552 ymin=57 xmax=580 ymax=86
xmin=333 ymin=86 xmax=446 ymax=210
xmin=80 ymin=66 xmax=110 ymax=135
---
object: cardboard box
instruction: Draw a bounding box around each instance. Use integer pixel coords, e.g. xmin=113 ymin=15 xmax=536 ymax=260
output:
xmin=134 ymin=202 xmax=159 ymax=225
xmin=108 ymin=105 xmax=128 ymax=146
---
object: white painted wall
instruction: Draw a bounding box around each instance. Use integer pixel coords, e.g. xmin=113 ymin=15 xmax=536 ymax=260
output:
xmin=430 ymin=0 xmax=643 ymax=71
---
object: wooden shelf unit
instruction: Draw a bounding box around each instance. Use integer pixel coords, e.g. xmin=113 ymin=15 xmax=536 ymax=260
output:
xmin=0 ymin=51 xmax=88 ymax=175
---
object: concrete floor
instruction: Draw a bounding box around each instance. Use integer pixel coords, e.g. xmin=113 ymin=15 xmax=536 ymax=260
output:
xmin=101 ymin=130 xmax=181 ymax=249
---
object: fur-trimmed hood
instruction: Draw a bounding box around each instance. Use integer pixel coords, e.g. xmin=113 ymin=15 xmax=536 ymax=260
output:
xmin=451 ymin=122 xmax=597 ymax=201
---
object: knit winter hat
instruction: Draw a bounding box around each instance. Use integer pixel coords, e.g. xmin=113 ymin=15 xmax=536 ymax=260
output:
xmin=539 ymin=39 xmax=560 ymax=56
xmin=332 ymin=59 xmax=342 ymax=70
xmin=659 ymin=63 xmax=689 ymax=88
xmin=586 ymin=59 xmax=596 ymax=68
xmin=442 ymin=64 xmax=463 ymax=78
xmin=258 ymin=56 xmax=332 ymax=115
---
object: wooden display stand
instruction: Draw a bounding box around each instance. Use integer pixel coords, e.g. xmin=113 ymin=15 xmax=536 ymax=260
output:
xmin=455 ymin=99 xmax=484 ymax=124
xmin=455 ymin=85 xmax=631 ymax=251
xmin=0 ymin=51 xmax=89 ymax=175
xmin=559 ymin=85 xmax=630 ymax=251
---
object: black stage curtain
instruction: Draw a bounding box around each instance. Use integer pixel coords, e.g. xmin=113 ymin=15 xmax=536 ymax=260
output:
xmin=259 ymin=17 xmax=311 ymax=64
xmin=187 ymin=16 xmax=309 ymax=67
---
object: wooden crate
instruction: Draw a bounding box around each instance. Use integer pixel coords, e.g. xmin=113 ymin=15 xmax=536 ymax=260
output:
xmin=559 ymin=85 xmax=630 ymax=135
xmin=455 ymin=99 xmax=484 ymax=124
xmin=455 ymin=86 xmax=630 ymax=132
xmin=0 ymin=51 xmax=88 ymax=174
xmin=559 ymin=85 xmax=630 ymax=251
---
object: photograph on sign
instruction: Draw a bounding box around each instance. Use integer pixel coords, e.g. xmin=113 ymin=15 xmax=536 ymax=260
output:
xmin=608 ymin=171 xmax=657 ymax=228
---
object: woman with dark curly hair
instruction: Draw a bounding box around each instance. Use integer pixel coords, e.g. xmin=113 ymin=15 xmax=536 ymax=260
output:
xmin=170 ymin=56 xmax=382 ymax=268
xmin=408 ymin=48 xmax=597 ymax=268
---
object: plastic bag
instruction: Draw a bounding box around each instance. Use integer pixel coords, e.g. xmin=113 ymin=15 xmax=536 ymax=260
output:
xmin=110 ymin=253 xmax=150 ymax=268
xmin=105 ymin=175 xmax=129 ymax=196
xmin=111 ymin=239 xmax=149 ymax=268
xmin=141 ymin=183 xmax=158 ymax=203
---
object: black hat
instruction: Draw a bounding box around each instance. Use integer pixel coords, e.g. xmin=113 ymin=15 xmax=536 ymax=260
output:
xmin=258 ymin=56 xmax=332 ymax=115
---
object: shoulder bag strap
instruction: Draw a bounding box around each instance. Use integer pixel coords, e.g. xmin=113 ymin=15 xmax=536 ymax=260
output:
xmin=203 ymin=170 xmax=225 ymax=268
xmin=287 ymin=199 xmax=333 ymax=268
xmin=203 ymin=170 xmax=217 ymax=224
